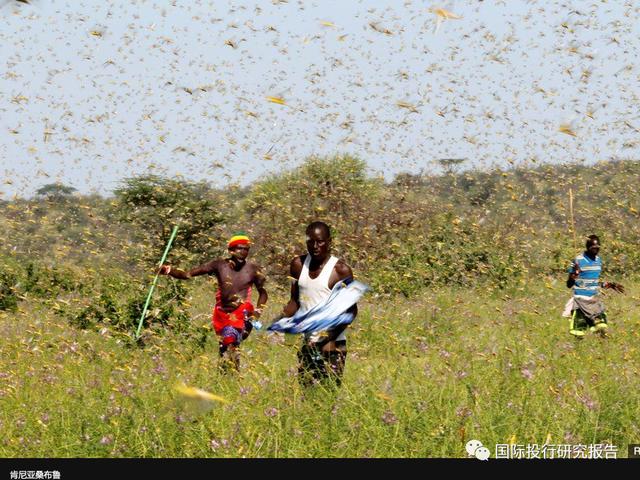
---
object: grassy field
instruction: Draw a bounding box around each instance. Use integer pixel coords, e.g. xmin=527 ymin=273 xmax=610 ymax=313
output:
xmin=1 ymin=276 xmax=638 ymax=458
xmin=1 ymin=157 xmax=639 ymax=458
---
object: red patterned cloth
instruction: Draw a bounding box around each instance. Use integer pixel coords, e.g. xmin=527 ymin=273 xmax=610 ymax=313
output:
xmin=211 ymin=290 xmax=253 ymax=335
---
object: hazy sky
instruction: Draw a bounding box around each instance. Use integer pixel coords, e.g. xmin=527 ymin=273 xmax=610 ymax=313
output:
xmin=1 ymin=0 xmax=639 ymax=198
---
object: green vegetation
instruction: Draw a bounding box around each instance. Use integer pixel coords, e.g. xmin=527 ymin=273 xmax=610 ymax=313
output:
xmin=0 ymin=156 xmax=639 ymax=457
xmin=1 ymin=279 xmax=638 ymax=457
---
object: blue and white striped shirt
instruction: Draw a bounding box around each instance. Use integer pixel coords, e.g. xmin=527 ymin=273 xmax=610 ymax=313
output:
xmin=568 ymin=253 xmax=602 ymax=297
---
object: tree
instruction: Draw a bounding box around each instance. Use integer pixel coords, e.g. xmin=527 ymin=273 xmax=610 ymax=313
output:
xmin=438 ymin=158 xmax=467 ymax=175
xmin=113 ymin=175 xmax=226 ymax=264
xmin=35 ymin=183 xmax=77 ymax=201
xmin=243 ymin=154 xmax=383 ymax=279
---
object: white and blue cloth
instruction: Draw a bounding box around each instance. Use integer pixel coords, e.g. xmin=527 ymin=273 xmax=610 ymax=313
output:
xmin=268 ymin=279 xmax=369 ymax=334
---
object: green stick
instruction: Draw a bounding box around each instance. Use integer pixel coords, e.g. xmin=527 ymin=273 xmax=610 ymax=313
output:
xmin=135 ymin=225 xmax=179 ymax=340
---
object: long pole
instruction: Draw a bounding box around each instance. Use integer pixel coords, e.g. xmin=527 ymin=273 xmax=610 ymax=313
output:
xmin=569 ymin=188 xmax=577 ymax=251
xmin=135 ymin=225 xmax=179 ymax=340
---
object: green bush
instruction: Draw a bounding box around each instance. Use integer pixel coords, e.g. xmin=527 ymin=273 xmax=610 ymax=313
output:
xmin=0 ymin=268 xmax=19 ymax=311
xmin=243 ymin=154 xmax=385 ymax=281
xmin=22 ymin=262 xmax=81 ymax=297
xmin=3 ymin=156 xmax=639 ymax=304
xmin=113 ymin=175 xmax=227 ymax=266
xmin=67 ymin=273 xmax=192 ymax=337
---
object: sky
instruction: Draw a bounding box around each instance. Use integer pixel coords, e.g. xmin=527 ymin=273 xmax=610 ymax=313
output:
xmin=1 ymin=0 xmax=639 ymax=199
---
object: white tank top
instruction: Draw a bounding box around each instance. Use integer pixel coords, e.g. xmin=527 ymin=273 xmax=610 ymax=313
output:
xmin=298 ymin=254 xmax=346 ymax=342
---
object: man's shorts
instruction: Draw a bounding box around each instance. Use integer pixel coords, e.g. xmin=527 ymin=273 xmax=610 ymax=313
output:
xmin=219 ymin=325 xmax=243 ymax=346
xmin=298 ymin=339 xmax=347 ymax=386
xmin=218 ymin=320 xmax=254 ymax=347
xmin=212 ymin=301 xmax=253 ymax=335
xmin=570 ymin=309 xmax=608 ymax=337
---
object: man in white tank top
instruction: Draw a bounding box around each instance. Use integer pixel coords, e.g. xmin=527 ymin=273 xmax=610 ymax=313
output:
xmin=280 ymin=221 xmax=357 ymax=386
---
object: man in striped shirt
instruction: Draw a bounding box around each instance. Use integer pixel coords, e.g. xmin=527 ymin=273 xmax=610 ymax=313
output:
xmin=565 ymin=235 xmax=624 ymax=338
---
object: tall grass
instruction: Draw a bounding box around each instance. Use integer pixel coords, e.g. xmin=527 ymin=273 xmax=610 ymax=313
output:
xmin=1 ymin=156 xmax=638 ymax=457
xmin=1 ymin=278 xmax=638 ymax=457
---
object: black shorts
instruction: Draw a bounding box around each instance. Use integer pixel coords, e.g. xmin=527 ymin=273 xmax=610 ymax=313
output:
xmin=298 ymin=339 xmax=347 ymax=385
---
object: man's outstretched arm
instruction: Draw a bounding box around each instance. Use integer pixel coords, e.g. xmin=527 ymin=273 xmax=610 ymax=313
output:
xmin=601 ymin=281 xmax=625 ymax=294
xmin=159 ymin=260 xmax=218 ymax=280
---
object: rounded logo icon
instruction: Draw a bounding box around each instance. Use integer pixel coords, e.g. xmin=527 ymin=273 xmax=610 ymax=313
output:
xmin=475 ymin=446 xmax=490 ymax=461
xmin=466 ymin=439 xmax=490 ymax=460
xmin=466 ymin=439 xmax=483 ymax=457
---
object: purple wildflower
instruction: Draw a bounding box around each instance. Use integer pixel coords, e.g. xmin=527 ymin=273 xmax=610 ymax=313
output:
xmin=521 ymin=367 xmax=533 ymax=380
xmin=264 ymin=407 xmax=279 ymax=418
xmin=381 ymin=410 xmax=398 ymax=425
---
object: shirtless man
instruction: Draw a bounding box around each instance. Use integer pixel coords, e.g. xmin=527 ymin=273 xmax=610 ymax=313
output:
xmin=280 ymin=221 xmax=357 ymax=386
xmin=159 ymin=233 xmax=267 ymax=370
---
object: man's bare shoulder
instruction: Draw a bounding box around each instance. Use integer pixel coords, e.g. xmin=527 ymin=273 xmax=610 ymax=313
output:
xmin=334 ymin=259 xmax=353 ymax=279
xmin=248 ymin=260 xmax=265 ymax=274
